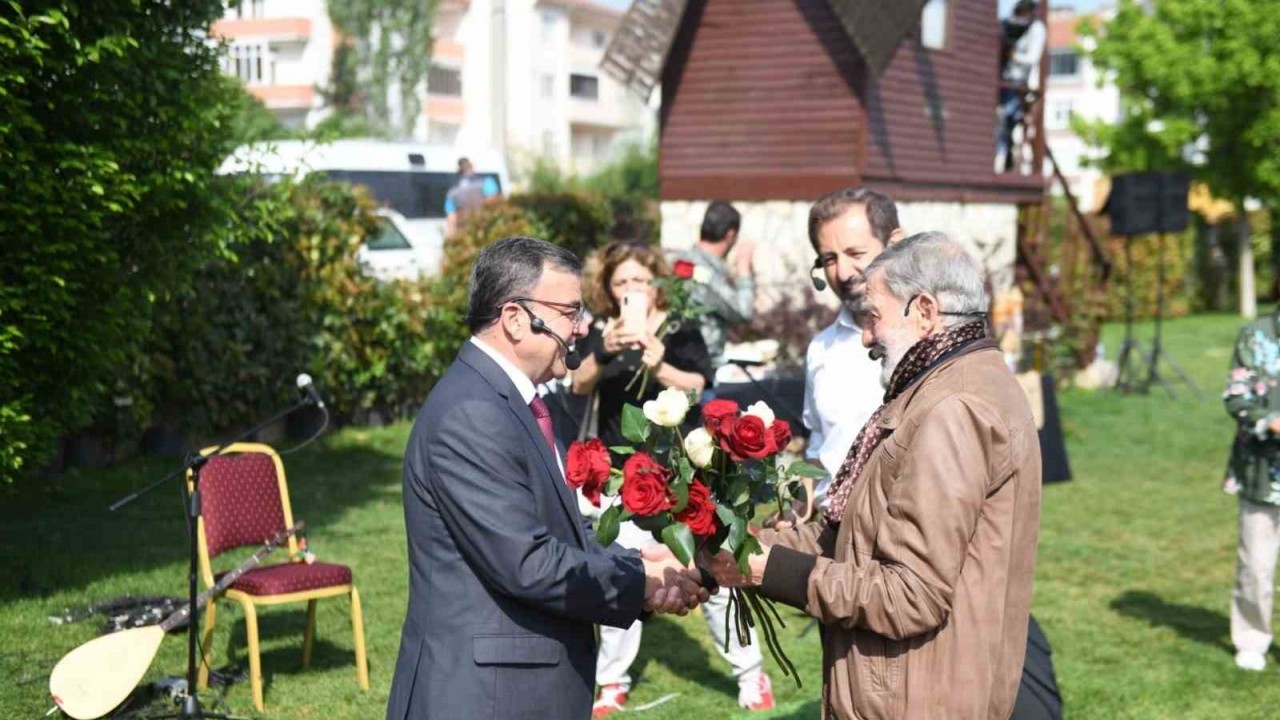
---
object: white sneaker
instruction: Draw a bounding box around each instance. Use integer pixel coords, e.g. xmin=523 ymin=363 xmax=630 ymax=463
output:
xmin=737 ymin=669 xmax=776 ymax=711
xmin=1236 ymin=651 xmax=1267 ymax=671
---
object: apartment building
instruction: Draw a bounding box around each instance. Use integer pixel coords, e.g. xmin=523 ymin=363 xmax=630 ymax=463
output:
xmin=214 ymin=0 xmax=653 ymax=176
xmin=1043 ymin=6 xmax=1120 ymax=212
xmin=213 ymin=0 xmax=336 ymax=130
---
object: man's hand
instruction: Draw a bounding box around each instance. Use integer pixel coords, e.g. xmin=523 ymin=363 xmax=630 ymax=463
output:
xmin=641 ymin=546 xmax=710 ymax=614
xmin=706 ymin=548 xmax=770 ymax=588
xmin=1267 ymin=416 xmax=1280 ymax=435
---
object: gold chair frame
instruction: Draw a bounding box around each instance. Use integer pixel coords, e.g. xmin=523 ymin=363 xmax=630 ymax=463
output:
xmin=190 ymin=442 xmax=369 ymax=711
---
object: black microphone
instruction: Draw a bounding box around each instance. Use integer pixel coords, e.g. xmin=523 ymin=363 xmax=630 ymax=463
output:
xmin=810 ymin=266 xmax=827 ymax=292
xmin=528 ymin=317 xmax=582 ymax=371
xmin=296 ymin=373 xmax=326 ymax=409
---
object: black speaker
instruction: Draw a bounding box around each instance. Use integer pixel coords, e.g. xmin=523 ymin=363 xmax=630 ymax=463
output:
xmin=1105 ymin=172 xmax=1190 ymax=235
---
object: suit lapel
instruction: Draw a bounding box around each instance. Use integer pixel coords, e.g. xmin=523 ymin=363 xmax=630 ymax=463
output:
xmin=459 ymin=344 xmax=586 ymax=547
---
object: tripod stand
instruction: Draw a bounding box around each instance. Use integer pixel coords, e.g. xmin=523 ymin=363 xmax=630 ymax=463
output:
xmin=1113 ymin=233 xmax=1203 ymax=399
xmin=110 ymin=392 xmax=322 ymax=718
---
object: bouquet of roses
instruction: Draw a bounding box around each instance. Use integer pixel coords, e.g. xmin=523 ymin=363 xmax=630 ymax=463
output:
xmin=565 ymin=387 xmax=828 ymax=686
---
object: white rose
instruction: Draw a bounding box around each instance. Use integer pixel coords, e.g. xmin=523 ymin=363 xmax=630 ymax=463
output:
xmin=692 ymin=265 xmax=714 ymax=284
xmin=683 ymin=427 xmax=716 ymax=468
xmin=643 ymin=387 xmax=690 ymax=428
xmin=743 ymin=401 xmax=775 ymax=428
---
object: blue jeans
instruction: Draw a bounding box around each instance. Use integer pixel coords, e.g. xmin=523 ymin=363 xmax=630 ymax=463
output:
xmin=996 ymin=87 xmax=1025 ymax=169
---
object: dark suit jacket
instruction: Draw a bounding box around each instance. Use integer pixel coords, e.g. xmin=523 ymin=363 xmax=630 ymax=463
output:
xmin=387 ymin=341 xmax=646 ymax=720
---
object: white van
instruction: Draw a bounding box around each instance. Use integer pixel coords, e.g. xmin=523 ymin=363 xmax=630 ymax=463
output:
xmin=219 ymin=140 xmax=509 ymax=280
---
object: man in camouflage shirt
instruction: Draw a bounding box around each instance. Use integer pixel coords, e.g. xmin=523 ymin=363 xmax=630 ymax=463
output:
xmin=678 ymin=201 xmax=755 ymax=370
xmin=1224 ymin=310 xmax=1280 ymax=671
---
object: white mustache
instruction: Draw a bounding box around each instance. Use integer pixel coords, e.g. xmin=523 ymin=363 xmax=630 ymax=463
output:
xmin=869 ymin=345 xmax=887 ymax=361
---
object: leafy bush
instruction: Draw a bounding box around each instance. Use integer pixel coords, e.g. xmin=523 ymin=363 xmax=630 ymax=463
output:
xmin=0 ymin=0 xmax=240 ymax=482
xmin=511 ymin=193 xmax=614 ymax=259
xmin=148 ymin=177 xmax=454 ymax=435
xmin=586 ymin=140 xmax=659 ymax=200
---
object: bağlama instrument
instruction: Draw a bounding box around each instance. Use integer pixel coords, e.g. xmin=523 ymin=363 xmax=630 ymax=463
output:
xmin=48 ymin=522 xmax=303 ymax=719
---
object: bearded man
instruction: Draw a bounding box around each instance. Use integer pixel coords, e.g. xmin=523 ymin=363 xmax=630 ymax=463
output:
xmin=710 ymin=231 xmax=1041 ymax=720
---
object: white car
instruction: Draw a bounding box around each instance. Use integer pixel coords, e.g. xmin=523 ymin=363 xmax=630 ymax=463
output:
xmin=358 ymin=208 xmax=439 ymax=282
xmin=219 ymin=140 xmax=509 ymax=280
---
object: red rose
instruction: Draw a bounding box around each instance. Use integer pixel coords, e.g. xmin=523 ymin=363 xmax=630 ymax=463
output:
xmin=566 ymin=439 xmax=612 ymax=507
xmin=673 ymin=259 xmax=696 ymax=279
xmin=621 ymin=452 xmax=675 ymax=516
xmin=770 ymin=419 xmax=793 ymax=454
xmin=725 ymin=414 xmax=776 ymax=461
xmin=675 ymin=479 xmax=718 ymax=537
xmin=702 ymin=398 xmax=740 ymax=434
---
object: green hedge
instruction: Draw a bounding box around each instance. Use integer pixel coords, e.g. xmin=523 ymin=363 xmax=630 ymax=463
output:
xmin=0 ymin=0 xmax=239 ymax=481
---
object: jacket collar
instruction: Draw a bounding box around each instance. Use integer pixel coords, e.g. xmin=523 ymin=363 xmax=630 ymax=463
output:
xmin=457 ymin=343 xmax=586 ymax=547
xmin=876 ymin=339 xmax=999 ymax=432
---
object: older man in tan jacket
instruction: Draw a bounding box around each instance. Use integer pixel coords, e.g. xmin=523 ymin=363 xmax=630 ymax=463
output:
xmin=711 ymin=231 xmax=1041 ymax=720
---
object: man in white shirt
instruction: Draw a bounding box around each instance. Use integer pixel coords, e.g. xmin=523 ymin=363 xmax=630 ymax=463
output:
xmin=802 ymin=188 xmax=903 ymax=502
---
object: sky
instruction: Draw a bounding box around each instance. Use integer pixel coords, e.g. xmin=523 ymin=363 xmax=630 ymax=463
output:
xmin=596 ymin=0 xmax=1112 ymax=13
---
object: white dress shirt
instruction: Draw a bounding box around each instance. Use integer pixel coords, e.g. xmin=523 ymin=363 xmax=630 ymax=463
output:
xmin=469 ymin=336 xmax=565 ymax=478
xmin=802 ymin=307 xmax=884 ymax=495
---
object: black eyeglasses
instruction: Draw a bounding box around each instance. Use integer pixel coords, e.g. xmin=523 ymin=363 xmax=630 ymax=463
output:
xmin=507 ymin=296 xmax=587 ymax=325
xmin=903 ymin=294 xmax=989 ymax=319
xmin=853 ymin=295 xmax=987 ymax=328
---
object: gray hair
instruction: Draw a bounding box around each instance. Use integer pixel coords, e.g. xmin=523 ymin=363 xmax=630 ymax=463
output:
xmin=466 ymin=236 xmax=582 ymax=332
xmin=863 ymin=231 xmax=988 ymax=328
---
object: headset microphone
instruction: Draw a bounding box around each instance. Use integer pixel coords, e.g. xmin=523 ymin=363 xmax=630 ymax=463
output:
xmin=810 ymin=266 xmax=827 ymax=292
xmin=529 ymin=316 xmax=582 ymax=371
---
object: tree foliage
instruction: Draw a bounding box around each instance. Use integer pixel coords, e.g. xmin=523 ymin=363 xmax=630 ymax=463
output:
xmin=1078 ymin=0 xmax=1280 ymax=204
xmin=0 ymin=0 xmax=239 ymax=481
xmin=328 ymin=0 xmax=437 ymax=139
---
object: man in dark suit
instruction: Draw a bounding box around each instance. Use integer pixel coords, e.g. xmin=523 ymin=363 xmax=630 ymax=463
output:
xmin=387 ymin=236 xmax=706 ymax=720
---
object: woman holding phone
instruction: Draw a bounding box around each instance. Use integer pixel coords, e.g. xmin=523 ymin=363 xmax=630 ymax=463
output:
xmin=572 ymin=241 xmax=712 ymax=451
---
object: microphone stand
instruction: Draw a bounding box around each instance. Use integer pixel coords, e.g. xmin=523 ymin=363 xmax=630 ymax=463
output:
xmin=110 ymin=394 xmax=319 ymax=719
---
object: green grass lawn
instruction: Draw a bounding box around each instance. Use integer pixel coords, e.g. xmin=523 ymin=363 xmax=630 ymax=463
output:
xmin=2 ymin=310 xmax=1276 ymax=719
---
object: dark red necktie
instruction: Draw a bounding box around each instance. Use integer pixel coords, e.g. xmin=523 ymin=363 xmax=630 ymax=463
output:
xmin=528 ymin=395 xmax=558 ymax=458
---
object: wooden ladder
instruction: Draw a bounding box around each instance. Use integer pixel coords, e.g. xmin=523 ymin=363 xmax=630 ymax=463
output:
xmin=1017 ymin=145 xmax=1113 ymax=367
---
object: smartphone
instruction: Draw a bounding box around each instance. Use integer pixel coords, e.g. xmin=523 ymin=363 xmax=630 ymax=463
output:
xmin=620 ymin=291 xmax=648 ymax=334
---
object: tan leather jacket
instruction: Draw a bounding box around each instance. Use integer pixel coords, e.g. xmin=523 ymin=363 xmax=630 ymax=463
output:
xmin=761 ymin=342 xmax=1041 ymax=720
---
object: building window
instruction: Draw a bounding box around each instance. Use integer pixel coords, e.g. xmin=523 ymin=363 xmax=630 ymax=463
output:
xmin=223 ymin=43 xmax=271 ymax=86
xmin=1049 ymin=49 xmax=1080 ymax=78
xmin=570 ymin=73 xmax=599 ymax=101
xmin=231 ymin=0 xmax=265 ymax=19
xmin=1049 ymin=99 xmax=1075 ymax=129
xmin=920 ymin=0 xmax=947 ymax=50
xmin=541 ymin=74 xmax=555 ymax=100
xmin=592 ymin=133 xmax=611 ymax=158
xmin=427 ymin=122 xmax=460 ymax=147
xmin=428 ymin=64 xmax=462 ymax=96
xmin=592 ymin=31 xmax=608 ymax=49
xmin=541 ymin=12 xmax=555 ymax=43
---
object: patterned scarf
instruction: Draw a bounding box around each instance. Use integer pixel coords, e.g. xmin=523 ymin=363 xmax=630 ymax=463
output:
xmin=822 ymin=321 xmax=989 ymax=524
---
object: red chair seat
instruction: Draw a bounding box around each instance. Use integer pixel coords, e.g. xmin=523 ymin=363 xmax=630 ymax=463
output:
xmin=219 ymin=562 xmax=352 ymax=596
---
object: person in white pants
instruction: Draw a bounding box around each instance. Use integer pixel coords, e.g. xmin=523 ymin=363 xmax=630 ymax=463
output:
xmin=1222 ymin=309 xmax=1280 ymax=672
xmin=1232 ymin=499 xmax=1280 ymax=671
xmin=581 ymin=498 xmax=774 ymax=716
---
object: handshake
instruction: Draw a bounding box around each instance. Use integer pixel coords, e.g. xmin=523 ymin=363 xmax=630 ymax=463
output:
xmin=639 ymin=545 xmax=770 ymax=615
